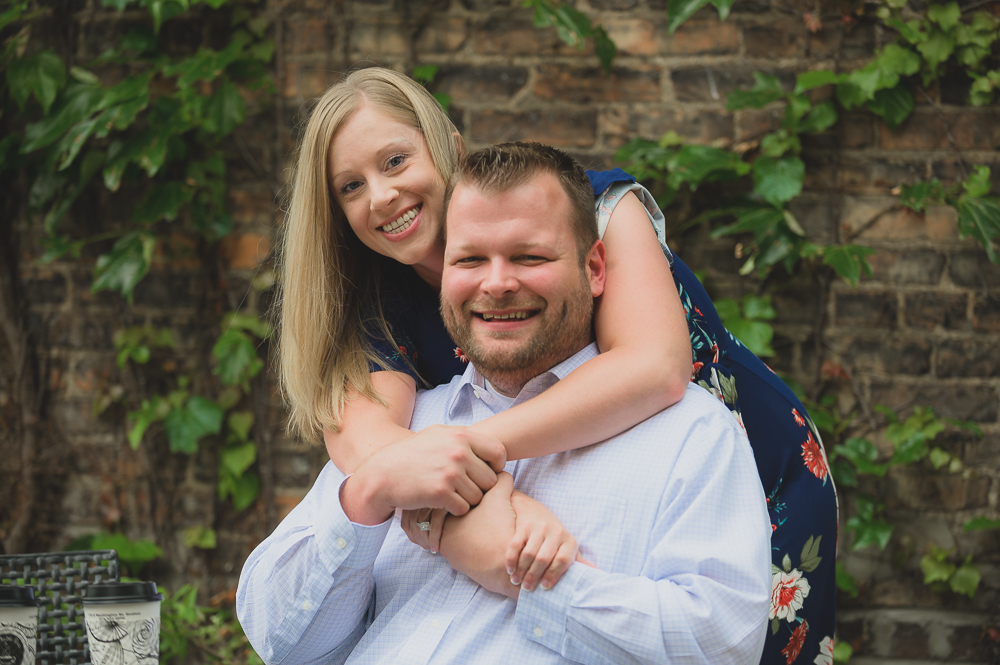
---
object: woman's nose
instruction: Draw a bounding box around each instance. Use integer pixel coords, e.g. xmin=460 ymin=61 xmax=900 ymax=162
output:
xmin=369 ymin=177 xmax=398 ymax=211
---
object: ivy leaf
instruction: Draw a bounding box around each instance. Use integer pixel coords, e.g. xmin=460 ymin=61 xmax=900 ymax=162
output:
xmin=866 ymin=84 xmax=914 ymax=130
xmin=164 ymin=396 xmax=224 ymax=454
xmin=666 ymin=0 xmax=709 ymax=33
xmin=900 ymin=179 xmax=946 ymax=212
xmin=20 ymin=83 xmax=104 ymax=153
xmin=716 ymin=297 xmax=775 ymax=357
xmin=91 ymin=533 xmax=162 ymax=566
xmin=927 ymin=2 xmax=961 ymax=31
xmin=753 ymin=155 xmax=804 ymax=208
xmin=794 ymin=70 xmax=840 ymax=94
xmin=963 ymin=516 xmax=1000 ymax=532
xmin=222 ymin=311 xmax=273 ymax=340
xmin=6 ymin=50 xmax=66 ymax=114
xmin=885 ymin=17 xmax=926 ymax=45
xmin=957 ymin=197 xmax=1000 ymax=263
xmin=950 ymin=559 xmax=981 ymax=599
xmin=594 ymin=26 xmax=617 ymax=74
xmin=56 ymin=118 xmax=99 ymax=171
xmin=133 ymin=181 xmax=193 ymax=223
xmin=221 ymin=442 xmax=257 ymax=478
xmin=127 ymin=395 xmax=170 ymax=450
xmin=962 ymin=165 xmax=992 ymax=199
xmin=877 ymin=43 xmax=921 ymax=79
xmin=228 ymin=471 xmax=260 ymax=511
xmin=836 ymin=561 xmax=859 ymax=598
xmin=916 ymin=29 xmax=955 ymax=75
xmin=822 ymin=244 xmax=875 ymax=287
xmin=92 ymin=232 xmax=157 ymax=302
xmin=832 ymin=436 xmax=888 ymax=476
xmin=204 ymin=78 xmax=246 ymax=138
xmin=848 ymin=516 xmax=893 ymax=551
xmin=666 ymin=144 xmax=749 ymax=190
xmin=213 ymin=329 xmax=263 ymax=389
xmin=928 ymin=447 xmax=952 ymax=469
xmin=920 ymin=548 xmax=956 ymax=583
xmin=227 ymin=410 xmax=254 ymax=443
xmin=182 ymin=526 xmax=217 ymax=549
xmin=709 ymin=0 xmax=735 ymax=21
xmin=833 ymin=642 xmax=853 ymax=663
xmin=726 ymin=72 xmax=784 ymax=110
xmin=760 ymin=130 xmax=800 ymax=158
xmin=799 ymin=101 xmax=837 ymax=133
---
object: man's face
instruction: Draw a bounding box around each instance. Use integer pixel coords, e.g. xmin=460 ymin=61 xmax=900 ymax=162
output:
xmin=441 ymin=173 xmax=604 ymax=394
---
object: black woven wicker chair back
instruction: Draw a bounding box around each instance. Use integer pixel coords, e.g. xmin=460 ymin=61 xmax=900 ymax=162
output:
xmin=0 ymin=550 xmax=120 ymax=665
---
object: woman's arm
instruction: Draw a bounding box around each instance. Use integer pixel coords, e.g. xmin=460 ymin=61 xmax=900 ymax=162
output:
xmin=470 ymin=191 xmax=692 ymax=460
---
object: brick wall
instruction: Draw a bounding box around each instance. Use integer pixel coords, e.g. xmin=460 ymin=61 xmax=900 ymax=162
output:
xmin=4 ymin=0 xmax=999 ymax=661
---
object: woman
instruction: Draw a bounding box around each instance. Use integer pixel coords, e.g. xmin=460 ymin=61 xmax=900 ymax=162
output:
xmin=279 ymin=67 xmax=837 ymax=664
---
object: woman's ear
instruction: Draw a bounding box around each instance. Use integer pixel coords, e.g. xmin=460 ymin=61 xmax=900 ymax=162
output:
xmin=453 ymin=131 xmax=466 ymax=156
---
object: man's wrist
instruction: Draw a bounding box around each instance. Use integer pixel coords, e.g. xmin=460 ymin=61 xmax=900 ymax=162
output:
xmin=340 ymin=466 xmax=393 ymax=525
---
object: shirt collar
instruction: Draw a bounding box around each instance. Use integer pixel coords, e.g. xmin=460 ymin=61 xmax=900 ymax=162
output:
xmin=445 ymin=343 xmax=599 ymax=418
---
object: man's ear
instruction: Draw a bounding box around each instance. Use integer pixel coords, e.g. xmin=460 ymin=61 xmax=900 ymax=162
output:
xmin=453 ymin=132 xmax=466 ymax=156
xmin=586 ymin=239 xmax=606 ymax=298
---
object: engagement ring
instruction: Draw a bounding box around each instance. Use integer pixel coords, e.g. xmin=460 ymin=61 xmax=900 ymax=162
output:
xmin=417 ymin=521 xmax=432 ymax=531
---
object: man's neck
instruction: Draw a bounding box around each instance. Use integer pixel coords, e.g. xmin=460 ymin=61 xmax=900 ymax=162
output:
xmin=477 ymin=340 xmax=593 ymax=398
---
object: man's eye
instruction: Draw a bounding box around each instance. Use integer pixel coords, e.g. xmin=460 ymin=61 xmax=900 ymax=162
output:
xmin=518 ymin=255 xmax=547 ymax=263
xmin=455 ymin=256 xmax=483 ymax=265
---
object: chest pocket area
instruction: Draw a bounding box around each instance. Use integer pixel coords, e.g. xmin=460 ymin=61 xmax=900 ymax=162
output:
xmin=527 ymin=488 xmax=630 ymax=572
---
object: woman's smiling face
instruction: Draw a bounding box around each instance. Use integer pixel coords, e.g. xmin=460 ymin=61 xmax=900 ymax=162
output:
xmin=328 ymin=103 xmax=447 ymax=282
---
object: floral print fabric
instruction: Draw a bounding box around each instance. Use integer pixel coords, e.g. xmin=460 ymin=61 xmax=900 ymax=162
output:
xmin=594 ymin=176 xmax=839 ymax=665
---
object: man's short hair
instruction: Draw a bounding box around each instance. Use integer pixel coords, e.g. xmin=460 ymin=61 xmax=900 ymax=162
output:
xmin=445 ymin=142 xmax=598 ymax=262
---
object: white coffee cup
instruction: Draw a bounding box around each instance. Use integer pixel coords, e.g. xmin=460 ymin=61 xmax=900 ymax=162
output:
xmin=82 ymin=582 xmax=163 ymax=665
xmin=0 ymin=585 xmax=37 ymax=665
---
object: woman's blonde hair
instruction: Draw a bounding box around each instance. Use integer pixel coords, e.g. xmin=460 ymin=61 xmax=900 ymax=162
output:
xmin=277 ymin=67 xmax=460 ymax=442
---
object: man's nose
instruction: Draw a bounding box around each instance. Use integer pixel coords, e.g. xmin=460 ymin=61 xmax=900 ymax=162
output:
xmin=481 ymin=260 xmax=520 ymax=297
xmin=369 ymin=176 xmax=398 ymax=212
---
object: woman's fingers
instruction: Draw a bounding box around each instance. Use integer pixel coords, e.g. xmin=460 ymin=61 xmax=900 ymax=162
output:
xmin=428 ymin=508 xmax=447 ymax=553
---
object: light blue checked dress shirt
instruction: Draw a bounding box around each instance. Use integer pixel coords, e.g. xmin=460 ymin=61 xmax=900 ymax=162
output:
xmin=237 ymin=344 xmax=772 ymax=665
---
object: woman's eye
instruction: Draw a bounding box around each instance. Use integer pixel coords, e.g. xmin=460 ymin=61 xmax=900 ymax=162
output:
xmin=387 ymin=154 xmax=405 ymax=169
xmin=341 ymin=180 xmax=361 ymax=194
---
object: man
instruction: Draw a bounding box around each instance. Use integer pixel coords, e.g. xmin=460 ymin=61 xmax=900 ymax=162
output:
xmin=237 ymin=143 xmax=771 ymax=664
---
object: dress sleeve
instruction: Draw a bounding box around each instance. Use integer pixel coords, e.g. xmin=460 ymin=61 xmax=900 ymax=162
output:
xmin=364 ymin=308 xmax=420 ymax=382
xmin=594 ymin=180 xmax=674 ymax=266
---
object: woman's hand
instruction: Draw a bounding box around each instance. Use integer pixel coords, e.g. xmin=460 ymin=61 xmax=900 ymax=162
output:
xmin=400 ymin=507 xmax=448 ymax=553
xmin=505 ymin=491 xmax=579 ymax=592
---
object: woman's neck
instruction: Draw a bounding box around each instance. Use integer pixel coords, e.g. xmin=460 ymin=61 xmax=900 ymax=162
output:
xmin=411 ymin=243 xmax=445 ymax=291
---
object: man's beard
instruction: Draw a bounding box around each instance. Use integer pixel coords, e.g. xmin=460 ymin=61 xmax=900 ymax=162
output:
xmin=441 ymin=273 xmax=594 ymax=396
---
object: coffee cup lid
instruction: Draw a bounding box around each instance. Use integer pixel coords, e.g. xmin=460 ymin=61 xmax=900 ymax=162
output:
xmin=0 ymin=586 xmax=37 ymax=607
xmin=83 ymin=582 xmax=163 ymax=604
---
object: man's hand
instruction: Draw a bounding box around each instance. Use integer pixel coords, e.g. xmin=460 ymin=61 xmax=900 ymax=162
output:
xmin=506 ymin=491 xmax=579 ymax=592
xmin=341 ymin=425 xmax=507 ymax=525
xmin=439 ymin=472 xmax=522 ymax=599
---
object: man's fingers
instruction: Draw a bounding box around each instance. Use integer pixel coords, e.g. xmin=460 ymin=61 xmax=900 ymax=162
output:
xmin=522 ymin=538 xmax=558 ymax=591
xmin=539 ymin=542 xmax=577 ymax=590
xmin=513 ymin=530 xmax=544 ymax=587
xmin=505 ymin=530 xmax=529 ymax=576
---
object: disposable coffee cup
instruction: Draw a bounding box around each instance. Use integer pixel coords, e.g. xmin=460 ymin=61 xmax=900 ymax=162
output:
xmin=0 ymin=585 xmax=37 ymax=665
xmin=83 ymin=583 xmax=163 ymax=665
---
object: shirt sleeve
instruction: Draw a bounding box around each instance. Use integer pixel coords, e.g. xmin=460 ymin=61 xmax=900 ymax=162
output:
xmin=236 ymin=462 xmax=393 ymax=665
xmin=594 ymin=180 xmax=674 ymax=266
xmin=513 ymin=410 xmax=771 ymax=665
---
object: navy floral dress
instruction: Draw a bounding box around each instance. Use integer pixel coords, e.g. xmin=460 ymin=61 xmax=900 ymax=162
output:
xmin=592 ymin=170 xmax=838 ymax=665
xmin=371 ymin=170 xmax=839 ymax=665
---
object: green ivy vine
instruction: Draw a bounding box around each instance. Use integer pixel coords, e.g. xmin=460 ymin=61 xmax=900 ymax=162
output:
xmin=1 ymin=0 xmax=274 ymax=562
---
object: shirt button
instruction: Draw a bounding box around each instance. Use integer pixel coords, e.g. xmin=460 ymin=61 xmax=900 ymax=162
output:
xmin=336 ymin=537 xmax=347 ymax=549
xmin=473 ymin=389 xmax=483 ymax=400
xmin=302 ymin=601 xmax=311 ymax=610
xmin=533 ymin=627 xmax=544 ymax=638
xmin=431 ymin=619 xmax=441 ymax=628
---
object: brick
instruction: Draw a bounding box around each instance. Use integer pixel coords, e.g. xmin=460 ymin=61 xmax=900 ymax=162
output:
xmin=432 ymin=65 xmax=528 ymax=102
xmin=282 ymin=62 xmax=333 ymax=100
xmin=617 ymin=108 xmax=732 ymax=144
xmin=734 ymin=108 xmax=784 ymax=142
xmin=744 ymin=19 xmax=806 ymax=58
xmin=771 ymin=280 xmax=823 ymax=325
xmin=788 ymin=197 xmax=835 ymax=244
xmin=273 ymin=452 xmax=314 ymax=488
xmin=936 ymin=339 xmax=1000 ymax=378
xmin=950 ymin=250 xmax=1000 ymax=288
xmin=905 ymin=292 xmax=968 ymax=330
xmin=841 ymin=336 xmax=931 ymax=376
xmin=534 ymin=65 xmax=660 ymax=103
xmin=665 ymin=20 xmax=739 ymax=55
xmin=951 ymin=112 xmax=1000 ymax=150
xmin=950 ymin=624 xmax=996 ymax=661
xmin=230 ymin=189 xmax=274 ymax=228
xmin=887 ymin=470 xmax=992 ymax=510
xmin=589 ymin=0 xmax=638 ymax=9
xmin=132 ymin=272 xmax=199 ymax=308
xmin=807 ymin=24 xmax=843 ymax=59
xmin=835 ymin=291 xmax=898 ymax=328
xmin=840 ymin=197 xmax=959 ymax=242
xmin=837 ymin=113 xmax=875 ymax=149
xmin=220 ymin=233 xmax=271 ymax=270
xmin=468 ymin=109 xmax=597 ymax=147
xmin=839 ymin=21 xmax=877 ymax=60
xmin=458 ymin=0 xmax=513 ymax=9
xmin=349 ymin=16 xmax=468 ymax=56
xmin=602 ymin=17 xmax=658 ymax=56
xmin=671 ymin=68 xmax=782 ymax=104
xmin=891 ymin=623 xmax=928 ymax=658
xmin=415 ymin=17 xmax=470 ymax=52
xmin=940 ymin=68 xmax=974 ymax=106
xmin=286 ymin=18 xmax=333 ymax=54
xmin=834 ymin=157 xmax=923 ymax=195
xmin=23 ymin=272 xmax=68 ymax=305
xmin=475 ymin=18 xmax=588 ymax=57
xmin=973 ymin=293 xmax=1000 ymax=332
xmin=867 ymin=249 xmax=946 ymax=286
xmin=879 ymin=112 xmax=950 ymax=150
xmin=870 ymin=380 xmax=998 ymax=422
